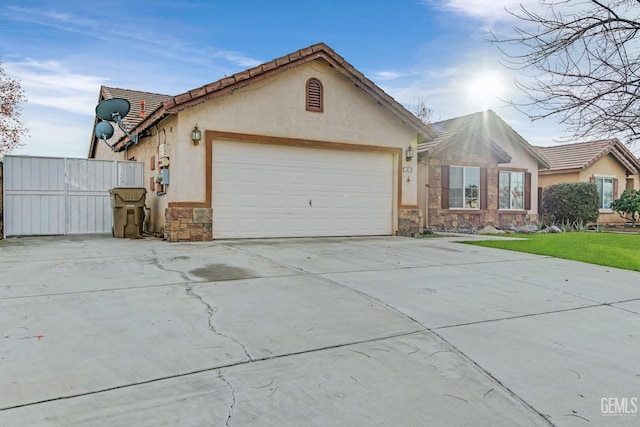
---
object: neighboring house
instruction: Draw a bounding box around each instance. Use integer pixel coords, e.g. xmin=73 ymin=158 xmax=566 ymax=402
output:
xmin=417 ymin=110 xmax=549 ymax=231
xmin=536 ymin=139 xmax=640 ymax=224
xmin=89 ymin=43 xmax=433 ymax=241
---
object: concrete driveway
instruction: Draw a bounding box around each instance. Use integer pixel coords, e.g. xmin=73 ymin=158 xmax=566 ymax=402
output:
xmin=0 ymin=234 xmax=638 ymax=426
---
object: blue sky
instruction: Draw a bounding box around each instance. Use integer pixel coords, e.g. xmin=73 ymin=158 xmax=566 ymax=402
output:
xmin=1 ymin=0 xmax=563 ymax=158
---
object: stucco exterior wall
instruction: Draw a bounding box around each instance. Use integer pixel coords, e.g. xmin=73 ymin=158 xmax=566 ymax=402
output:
xmin=99 ymin=59 xmax=420 ymax=235
xmin=93 ymin=136 xmax=126 ymax=161
xmin=497 ymin=137 xmax=541 ymax=216
xmin=119 ymin=115 xmax=179 ymax=234
xmin=538 ymin=154 xmax=635 ymax=224
xmin=538 ymin=171 xmax=580 ymax=188
xmin=175 ymin=59 xmax=417 ymax=204
xmin=582 ymin=155 xmax=632 ymax=224
xmin=579 ymin=154 xmax=629 ymax=184
xmin=417 ymin=160 xmax=429 ymax=229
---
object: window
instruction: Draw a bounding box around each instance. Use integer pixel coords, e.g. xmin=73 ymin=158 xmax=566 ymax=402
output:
xmin=449 ymin=166 xmax=480 ymax=209
xmin=306 ymin=78 xmax=323 ymax=112
xmin=499 ymin=171 xmax=525 ymax=210
xmin=595 ymin=177 xmax=614 ymax=209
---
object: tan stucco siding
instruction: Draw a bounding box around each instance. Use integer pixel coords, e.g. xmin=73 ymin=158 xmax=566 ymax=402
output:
xmin=579 ymin=154 xmax=629 ymax=185
xmin=496 ymin=137 xmax=540 ymax=215
xmin=93 ymin=138 xmax=125 ymax=161
xmin=417 ymin=160 xmax=428 ymax=228
xmin=96 ymin=59 xmax=420 ymax=234
xmin=172 ymin=59 xmax=418 ymax=209
xmin=538 ymin=154 xmax=636 ymax=224
xmin=582 ymin=155 xmax=632 ymax=224
xmin=538 ymin=172 xmax=580 ymax=188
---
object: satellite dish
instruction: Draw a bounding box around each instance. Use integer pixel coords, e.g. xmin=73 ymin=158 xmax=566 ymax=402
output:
xmin=96 ymin=98 xmax=130 ymax=122
xmin=94 ymin=121 xmax=114 ymax=139
xmin=93 ymin=97 xmax=139 ymax=150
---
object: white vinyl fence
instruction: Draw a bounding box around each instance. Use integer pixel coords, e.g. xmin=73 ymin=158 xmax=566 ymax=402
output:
xmin=3 ymin=156 xmax=144 ymax=237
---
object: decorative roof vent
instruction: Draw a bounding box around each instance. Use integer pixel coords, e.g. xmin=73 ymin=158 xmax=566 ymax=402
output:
xmin=306 ymin=78 xmax=323 ymax=112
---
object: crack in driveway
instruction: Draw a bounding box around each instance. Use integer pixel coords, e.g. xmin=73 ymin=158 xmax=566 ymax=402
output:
xmin=184 ymin=282 xmax=254 ymax=362
xmin=217 ymin=369 xmax=236 ymax=427
xmin=147 ymin=250 xmax=254 ymax=362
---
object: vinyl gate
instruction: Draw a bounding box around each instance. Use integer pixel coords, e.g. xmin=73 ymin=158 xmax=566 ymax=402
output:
xmin=3 ymin=156 xmax=144 ymax=237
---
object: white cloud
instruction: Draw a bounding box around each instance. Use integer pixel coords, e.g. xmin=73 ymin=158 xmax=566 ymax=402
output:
xmin=424 ymin=0 xmax=541 ymax=22
xmin=369 ymin=70 xmax=419 ymax=81
xmin=421 ymin=0 xmax=547 ymax=35
xmin=4 ymin=59 xmax=107 ymax=116
xmin=12 ymin=109 xmax=95 ymax=158
xmin=3 ymin=5 xmax=262 ymax=70
xmin=210 ymin=50 xmax=263 ymax=68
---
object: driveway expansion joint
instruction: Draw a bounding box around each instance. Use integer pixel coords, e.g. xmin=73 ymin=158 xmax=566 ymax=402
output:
xmin=222 ymin=244 xmax=555 ymax=425
xmin=430 ymin=329 xmax=557 ymax=427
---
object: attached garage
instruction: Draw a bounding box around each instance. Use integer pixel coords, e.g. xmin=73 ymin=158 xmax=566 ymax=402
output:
xmin=212 ymin=140 xmax=394 ymax=238
xmin=90 ymin=43 xmax=431 ymax=241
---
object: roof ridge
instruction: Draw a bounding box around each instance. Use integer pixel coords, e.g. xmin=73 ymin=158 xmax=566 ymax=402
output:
xmin=535 ymin=138 xmax=615 ymax=150
xmin=430 ymin=109 xmax=493 ymax=126
xmin=102 ymin=85 xmax=173 ymax=98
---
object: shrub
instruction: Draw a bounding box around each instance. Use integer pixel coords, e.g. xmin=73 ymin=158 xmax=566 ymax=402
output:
xmin=542 ymin=182 xmax=599 ymax=226
xmin=610 ymin=189 xmax=640 ymax=227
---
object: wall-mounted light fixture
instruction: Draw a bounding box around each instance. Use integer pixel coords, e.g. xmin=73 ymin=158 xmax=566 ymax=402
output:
xmin=406 ymin=146 xmax=414 ymax=161
xmin=191 ymin=125 xmax=202 ymax=145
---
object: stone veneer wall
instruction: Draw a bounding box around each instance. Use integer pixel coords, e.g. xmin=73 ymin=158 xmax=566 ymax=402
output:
xmin=165 ymin=207 xmax=213 ymax=242
xmin=398 ymin=208 xmax=421 ymax=237
xmin=498 ymin=212 xmax=537 ymax=228
xmin=427 ymin=145 xmax=533 ymax=230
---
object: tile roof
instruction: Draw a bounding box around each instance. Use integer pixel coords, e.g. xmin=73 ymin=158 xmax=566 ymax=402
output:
xmin=89 ymin=87 xmax=173 ymax=157
xmin=535 ymin=139 xmax=640 ymax=174
xmin=90 ymin=42 xmax=434 ymax=155
xmin=417 ymin=110 xmax=549 ymax=168
xmin=100 ymin=87 xmax=172 ymax=130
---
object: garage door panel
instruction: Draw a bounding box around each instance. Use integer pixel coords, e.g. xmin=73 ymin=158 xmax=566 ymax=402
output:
xmin=213 ymin=141 xmax=393 ymax=238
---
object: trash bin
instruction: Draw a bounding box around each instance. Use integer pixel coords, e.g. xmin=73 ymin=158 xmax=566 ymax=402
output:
xmin=109 ymin=187 xmax=147 ymax=238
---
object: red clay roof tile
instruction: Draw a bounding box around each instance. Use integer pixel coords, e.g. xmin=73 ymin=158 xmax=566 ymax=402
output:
xmin=97 ymin=43 xmax=434 ymax=153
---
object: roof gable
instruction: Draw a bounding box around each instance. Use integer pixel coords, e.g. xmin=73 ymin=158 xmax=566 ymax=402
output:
xmin=417 ymin=110 xmax=549 ymax=167
xmin=535 ymin=139 xmax=640 ymax=175
xmin=92 ymin=43 xmax=434 ymax=154
xmin=89 ymin=87 xmax=172 ymax=157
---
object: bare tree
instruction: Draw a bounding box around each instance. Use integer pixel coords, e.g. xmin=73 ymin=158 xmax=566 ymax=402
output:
xmin=0 ymin=61 xmax=27 ymax=154
xmin=497 ymin=0 xmax=640 ymax=144
xmin=413 ymin=97 xmax=433 ymax=124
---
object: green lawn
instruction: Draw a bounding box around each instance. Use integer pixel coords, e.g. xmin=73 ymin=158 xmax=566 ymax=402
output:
xmin=464 ymin=232 xmax=640 ymax=271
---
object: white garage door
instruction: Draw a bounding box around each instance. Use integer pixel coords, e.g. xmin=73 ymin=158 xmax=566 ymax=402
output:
xmin=213 ymin=141 xmax=393 ymax=238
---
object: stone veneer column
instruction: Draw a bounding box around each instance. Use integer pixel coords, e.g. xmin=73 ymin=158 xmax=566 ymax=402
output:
xmin=165 ymin=207 xmax=213 ymax=242
xmin=398 ymin=208 xmax=422 ymax=237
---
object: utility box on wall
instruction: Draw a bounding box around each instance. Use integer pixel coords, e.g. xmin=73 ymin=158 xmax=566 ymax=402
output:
xmin=161 ymin=169 xmax=170 ymax=185
xmin=158 ymin=144 xmax=170 ymax=158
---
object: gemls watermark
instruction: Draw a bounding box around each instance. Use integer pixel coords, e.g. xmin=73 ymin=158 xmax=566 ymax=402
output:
xmin=601 ymin=397 xmax=638 ymax=416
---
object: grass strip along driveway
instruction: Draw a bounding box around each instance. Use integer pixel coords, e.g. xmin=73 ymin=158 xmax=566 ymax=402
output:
xmin=464 ymin=232 xmax=640 ymax=272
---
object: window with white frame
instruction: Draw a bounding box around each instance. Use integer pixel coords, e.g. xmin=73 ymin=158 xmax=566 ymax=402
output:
xmin=449 ymin=166 xmax=480 ymax=209
xmin=595 ymin=177 xmax=614 ymax=209
xmin=499 ymin=171 xmax=524 ymax=210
